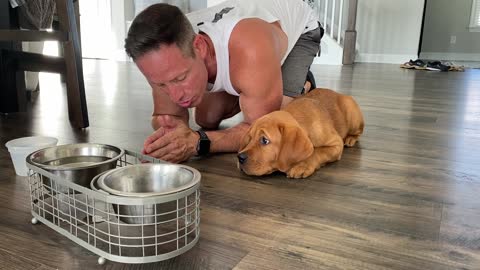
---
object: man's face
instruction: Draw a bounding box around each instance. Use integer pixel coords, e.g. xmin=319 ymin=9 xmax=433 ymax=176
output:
xmin=135 ymin=44 xmax=208 ymax=108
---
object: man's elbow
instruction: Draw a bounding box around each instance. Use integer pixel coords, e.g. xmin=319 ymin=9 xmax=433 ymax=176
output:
xmin=239 ymin=121 xmax=252 ymax=132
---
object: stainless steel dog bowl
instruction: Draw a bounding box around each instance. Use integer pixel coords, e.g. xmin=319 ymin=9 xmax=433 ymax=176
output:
xmin=27 ymin=143 xmax=124 ymax=190
xmin=91 ymin=164 xmax=199 ymax=224
xmin=97 ymin=163 xmax=200 ymax=197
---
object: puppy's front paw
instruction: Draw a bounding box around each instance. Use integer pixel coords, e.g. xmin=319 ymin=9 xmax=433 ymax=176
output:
xmin=286 ymin=163 xmax=316 ymax=179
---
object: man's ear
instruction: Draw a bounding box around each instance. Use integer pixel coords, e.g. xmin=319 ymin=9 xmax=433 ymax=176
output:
xmin=277 ymin=125 xmax=314 ymax=172
xmin=193 ymin=34 xmax=207 ymax=59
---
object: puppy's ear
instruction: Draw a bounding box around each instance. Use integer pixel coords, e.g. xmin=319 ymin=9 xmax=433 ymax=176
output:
xmin=277 ymin=125 xmax=314 ymax=172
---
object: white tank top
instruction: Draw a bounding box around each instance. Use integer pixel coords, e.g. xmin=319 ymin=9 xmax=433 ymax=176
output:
xmin=186 ymin=0 xmax=318 ymax=96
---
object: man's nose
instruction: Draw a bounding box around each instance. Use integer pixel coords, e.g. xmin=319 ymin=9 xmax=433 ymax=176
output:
xmin=237 ymin=153 xmax=248 ymax=164
xmin=168 ymin=85 xmax=185 ymax=103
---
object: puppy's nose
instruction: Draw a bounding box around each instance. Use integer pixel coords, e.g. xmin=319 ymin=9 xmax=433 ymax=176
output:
xmin=237 ymin=153 xmax=248 ymax=164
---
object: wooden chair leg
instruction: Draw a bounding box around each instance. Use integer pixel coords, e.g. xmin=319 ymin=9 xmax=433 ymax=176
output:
xmin=54 ymin=0 xmax=80 ymax=83
xmin=0 ymin=1 xmax=26 ymax=113
xmin=0 ymin=50 xmax=27 ymax=113
xmin=15 ymin=70 xmax=27 ymax=110
xmin=56 ymin=0 xmax=89 ymax=128
xmin=74 ymin=0 xmax=81 ymax=51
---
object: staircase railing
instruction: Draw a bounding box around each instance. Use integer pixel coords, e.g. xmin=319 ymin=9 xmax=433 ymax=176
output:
xmin=308 ymin=0 xmax=358 ymax=64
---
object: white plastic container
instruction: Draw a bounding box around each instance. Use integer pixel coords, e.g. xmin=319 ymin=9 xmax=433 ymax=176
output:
xmin=5 ymin=136 xmax=58 ymax=176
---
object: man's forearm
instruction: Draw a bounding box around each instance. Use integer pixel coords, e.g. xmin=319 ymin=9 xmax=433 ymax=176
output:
xmin=205 ymin=122 xmax=250 ymax=153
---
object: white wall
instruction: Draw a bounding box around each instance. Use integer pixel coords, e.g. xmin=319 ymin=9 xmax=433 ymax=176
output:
xmin=111 ymin=1 xmax=128 ymax=61
xmin=190 ymin=0 xmax=207 ymax=11
xmin=80 ymin=0 xmax=114 ymax=59
xmin=125 ymin=0 xmax=135 ymax=21
xmin=420 ymin=0 xmax=480 ymax=61
xmin=207 ymin=0 xmax=227 ymax=7
xmin=355 ymin=0 xmax=425 ymax=64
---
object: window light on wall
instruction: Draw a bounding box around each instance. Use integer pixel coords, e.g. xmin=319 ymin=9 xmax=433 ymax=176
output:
xmin=470 ymin=0 xmax=480 ymax=31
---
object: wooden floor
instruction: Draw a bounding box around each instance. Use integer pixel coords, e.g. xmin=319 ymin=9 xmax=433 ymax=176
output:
xmin=1 ymin=60 xmax=480 ymax=269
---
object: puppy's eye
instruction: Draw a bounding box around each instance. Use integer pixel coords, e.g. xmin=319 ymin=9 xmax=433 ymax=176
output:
xmin=260 ymin=136 xmax=270 ymax=145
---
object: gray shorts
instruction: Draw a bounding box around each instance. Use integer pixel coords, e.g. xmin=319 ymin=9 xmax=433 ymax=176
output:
xmin=282 ymin=24 xmax=323 ymax=97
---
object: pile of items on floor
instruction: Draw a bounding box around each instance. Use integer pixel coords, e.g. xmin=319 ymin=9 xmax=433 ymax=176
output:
xmin=400 ymin=59 xmax=465 ymax=72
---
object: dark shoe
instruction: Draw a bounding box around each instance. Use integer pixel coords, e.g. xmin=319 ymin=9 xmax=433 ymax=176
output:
xmin=306 ymin=70 xmax=316 ymax=89
xmin=443 ymin=62 xmax=465 ymax=72
xmin=410 ymin=59 xmax=427 ymax=70
xmin=400 ymin=61 xmax=415 ymax=69
xmin=426 ymin=61 xmax=449 ymax=72
xmin=301 ymin=70 xmax=316 ymax=94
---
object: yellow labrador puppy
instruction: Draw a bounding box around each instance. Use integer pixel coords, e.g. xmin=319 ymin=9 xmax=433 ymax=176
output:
xmin=237 ymin=88 xmax=364 ymax=178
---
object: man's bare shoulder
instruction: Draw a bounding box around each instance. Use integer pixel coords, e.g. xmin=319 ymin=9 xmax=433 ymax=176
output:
xmin=228 ymin=18 xmax=285 ymax=96
xmin=229 ymin=18 xmax=280 ymax=56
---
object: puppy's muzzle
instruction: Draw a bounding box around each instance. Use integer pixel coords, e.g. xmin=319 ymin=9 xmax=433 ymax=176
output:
xmin=237 ymin=152 xmax=248 ymax=164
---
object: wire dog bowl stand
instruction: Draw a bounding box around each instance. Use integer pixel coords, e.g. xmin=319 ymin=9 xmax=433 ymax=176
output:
xmin=26 ymin=150 xmax=200 ymax=265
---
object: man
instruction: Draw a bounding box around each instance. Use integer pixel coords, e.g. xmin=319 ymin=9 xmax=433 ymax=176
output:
xmin=125 ymin=0 xmax=323 ymax=163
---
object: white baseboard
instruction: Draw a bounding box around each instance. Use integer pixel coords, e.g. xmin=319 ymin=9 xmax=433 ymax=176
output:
xmin=420 ymin=52 xmax=480 ymax=61
xmin=356 ymin=53 xmax=418 ymax=64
